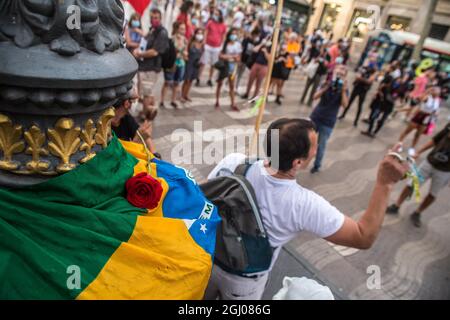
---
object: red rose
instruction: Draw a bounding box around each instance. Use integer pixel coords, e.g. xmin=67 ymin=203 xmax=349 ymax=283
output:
xmin=126 ymin=173 xmax=163 ymax=210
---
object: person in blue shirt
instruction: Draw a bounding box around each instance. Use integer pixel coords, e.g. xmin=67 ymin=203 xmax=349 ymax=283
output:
xmin=310 ymin=65 xmax=349 ymax=174
xmin=125 ymin=14 xmax=144 ymax=53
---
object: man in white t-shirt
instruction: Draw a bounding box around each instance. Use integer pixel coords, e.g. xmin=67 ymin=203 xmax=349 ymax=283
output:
xmin=204 ymin=118 xmax=409 ymax=300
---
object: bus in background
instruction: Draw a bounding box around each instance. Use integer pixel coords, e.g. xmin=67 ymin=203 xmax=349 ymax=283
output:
xmin=358 ymin=29 xmax=450 ymax=74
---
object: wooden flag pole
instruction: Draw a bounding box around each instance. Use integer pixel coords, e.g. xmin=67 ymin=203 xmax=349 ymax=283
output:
xmin=250 ymin=0 xmax=284 ymax=157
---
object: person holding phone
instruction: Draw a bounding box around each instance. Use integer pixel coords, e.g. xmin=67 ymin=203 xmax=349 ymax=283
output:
xmin=309 ymin=65 xmax=349 ymax=174
xmin=386 ymin=122 xmax=450 ymax=227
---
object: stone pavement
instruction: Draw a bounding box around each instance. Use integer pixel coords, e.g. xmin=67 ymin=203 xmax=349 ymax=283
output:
xmin=148 ymin=66 xmax=450 ymax=300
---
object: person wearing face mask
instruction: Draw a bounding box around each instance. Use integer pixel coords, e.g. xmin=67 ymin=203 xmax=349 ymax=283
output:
xmin=215 ymin=29 xmax=242 ymax=111
xmin=111 ymin=92 xmax=157 ymax=156
xmin=160 ymin=22 xmax=188 ymax=109
xmin=236 ymin=28 xmax=262 ymax=90
xmin=310 ymin=65 xmax=349 ymax=174
xmin=242 ymin=35 xmax=272 ymax=100
xmin=125 ymin=14 xmax=144 ymax=53
xmin=198 ymin=8 xmax=227 ymax=87
xmin=275 ymin=32 xmax=300 ymax=103
xmin=133 ymin=9 xmax=169 ymax=120
xmin=191 ymin=13 xmax=201 ymax=29
xmin=397 ymin=86 xmax=442 ymax=153
xmin=361 ymin=73 xmax=396 ymax=139
xmin=182 ymin=28 xmax=205 ymax=102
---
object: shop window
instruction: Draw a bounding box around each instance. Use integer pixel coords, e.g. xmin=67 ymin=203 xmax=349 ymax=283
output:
xmin=346 ymin=9 xmax=373 ymax=40
xmin=385 ymin=15 xmax=411 ymax=31
xmin=429 ymin=23 xmax=449 ymax=40
xmin=318 ymin=2 xmax=342 ymax=33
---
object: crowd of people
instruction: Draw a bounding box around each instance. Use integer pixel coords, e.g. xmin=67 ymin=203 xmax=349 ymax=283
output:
xmin=113 ymin=0 xmax=450 ymax=300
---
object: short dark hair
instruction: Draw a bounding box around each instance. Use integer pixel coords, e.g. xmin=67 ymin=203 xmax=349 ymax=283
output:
xmin=180 ymin=0 xmax=194 ymax=13
xmin=264 ymin=118 xmax=316 ymax=172
xmin=151 ymin=8 xmax=162 ymax=18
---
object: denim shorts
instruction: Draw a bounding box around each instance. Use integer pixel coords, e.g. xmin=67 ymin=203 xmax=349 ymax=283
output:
xmin=164 ymin=65 xmax=185 ymax=84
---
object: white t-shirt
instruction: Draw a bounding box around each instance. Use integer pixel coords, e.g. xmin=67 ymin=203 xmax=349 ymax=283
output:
xmin=390 ymin=68 xmax=402 ymax=80
xmin=208 ymin=153 xmax=345 ymax=271
xmin=225 ymin=41 xmax=242 ymax=72
xmin=420 ymin=96 xmax=440 ymax=114
xmin=226 ymin=41 xmax=242 ymax=56
xmin=233 ymin=11 xmax=245 ymax=28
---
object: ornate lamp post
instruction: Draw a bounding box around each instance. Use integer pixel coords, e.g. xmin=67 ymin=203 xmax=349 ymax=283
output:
xmin=0 ymin=0 xmax=138 ymax=188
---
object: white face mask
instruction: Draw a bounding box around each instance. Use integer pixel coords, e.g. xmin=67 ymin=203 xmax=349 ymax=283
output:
xmin=195 ymin=34 xmax=204 ymax=42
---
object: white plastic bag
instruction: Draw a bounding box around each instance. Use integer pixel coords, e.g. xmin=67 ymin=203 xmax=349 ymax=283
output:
xmin=272 ymin=277 xmax=335 ymax=300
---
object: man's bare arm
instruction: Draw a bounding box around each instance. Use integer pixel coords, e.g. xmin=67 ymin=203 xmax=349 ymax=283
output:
xmin=325 ymin=152 xmax=409 ymax=249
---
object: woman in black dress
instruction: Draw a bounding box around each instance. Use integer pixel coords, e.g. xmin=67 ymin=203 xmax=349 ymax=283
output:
xmin=270 ymin=44 xmax=289 ymax=105
xmin=182 ymin=28 xmax=205 ymax=102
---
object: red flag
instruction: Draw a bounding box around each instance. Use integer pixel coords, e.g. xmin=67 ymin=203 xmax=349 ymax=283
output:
xmin=127 ymin=0 xmax=152 ymax=16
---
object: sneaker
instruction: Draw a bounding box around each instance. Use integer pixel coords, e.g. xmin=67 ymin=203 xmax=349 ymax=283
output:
xmin=310 ymin=167 xmax=320 ymax=174
xmin=410 ymin=212 xmax=422 ymax=228
xmin=386 ymin=204 xmax=400 ymax=215
xmin=170 ymin=102 xmax=178 ymax=109
xmin=207 ymin=80 xmax=213 ymax=87
xmin=241 ymin=93 xmax=249 ymax=100
xmin=275 ymin=97 xmax=282 ymax=106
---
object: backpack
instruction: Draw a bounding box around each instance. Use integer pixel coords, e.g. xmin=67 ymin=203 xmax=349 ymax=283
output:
xmin=161 ymin=38 xmax=177 ymax=70
xmin=199 ymin=160 xmax=274 ymax=276
xmin=151 ymin=27 xmax=177 ymax=70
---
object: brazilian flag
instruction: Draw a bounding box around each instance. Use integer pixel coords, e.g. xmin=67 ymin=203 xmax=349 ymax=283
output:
xmin=0 ymin=138 xmax=220 ymax=299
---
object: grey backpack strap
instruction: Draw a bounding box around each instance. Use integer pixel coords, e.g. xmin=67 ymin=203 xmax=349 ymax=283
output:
xmin=234 ymin=158 xmax=259 ymax=177
xmin=234 ymin=163 xmax=251 ymax=177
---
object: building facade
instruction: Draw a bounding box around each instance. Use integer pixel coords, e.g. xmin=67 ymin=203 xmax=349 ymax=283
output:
xmin=306 ymin=0 xmax=450 ymax=42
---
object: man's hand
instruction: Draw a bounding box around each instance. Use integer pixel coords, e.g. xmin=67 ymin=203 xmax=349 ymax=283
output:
xmin=326 ymin=145 xmax=410 ymax=250
xmin=133 ymin=48 xmax=142 ymax=59
xmin=313 ymin=82 xmax=330 ymax=100
xmin=377 ymin=148 xmax=410 ymax=187
xmin=138 ymin=120 xmax=153 ymax=140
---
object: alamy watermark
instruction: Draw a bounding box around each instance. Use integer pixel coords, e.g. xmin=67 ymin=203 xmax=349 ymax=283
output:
xmin=366 ymin=265 xmax=382 ymax=290
xmin=66 ymin=265 xmax=81 ymax=290
xmin=66 ymin=5 xmax=81 ymax=30
xmin=170 ymin=121 xmax=281 ymax=172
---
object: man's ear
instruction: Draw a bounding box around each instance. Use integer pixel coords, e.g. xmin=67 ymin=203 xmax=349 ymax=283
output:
xmin=292 ymin=158 xmax=303 ymax=170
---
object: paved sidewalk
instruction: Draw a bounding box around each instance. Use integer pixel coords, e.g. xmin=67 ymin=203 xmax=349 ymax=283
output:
xmin=149 ymin=67 xmax=450 ymax=300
